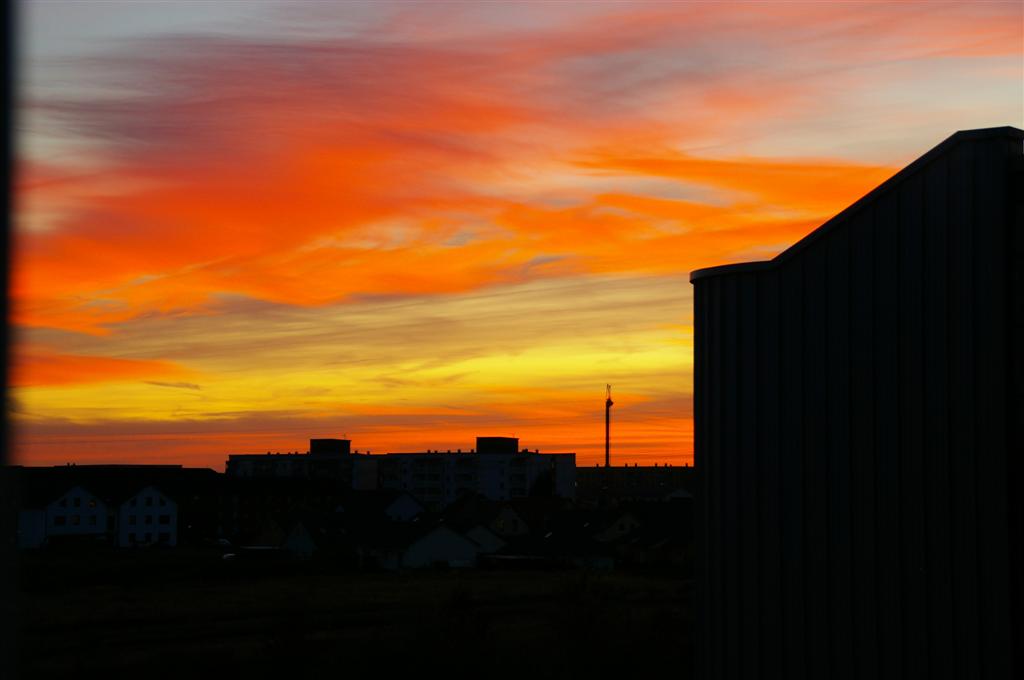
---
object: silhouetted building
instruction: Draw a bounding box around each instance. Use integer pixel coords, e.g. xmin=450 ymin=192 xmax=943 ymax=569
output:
xmin=218 ymin=476 xmax=347 ymax=545
xmin=7 ymin=465 xmax=220 ymax=548
xmin=309 ymin=438 xmax=350 ymax=456
xmin=442 ymin=493 xmax=533 ymax=539
xmin=268 ymin=492 xmax=506 ymax=569
xmin=365 ymin=523 xmax=483 ymax=570
xmin=691 ymin=127 xmax=1023 ymax=678
xmin=33 ymin=485 xmax=113 ymax=547
xmin=378 ymin=437 xmax=576 ymax=509
xmin=576 ymin=464 xmax=695 ymax=507
xmin=117 ymin=486 xmax=178 ymax=547
xmin=226 ymin=438 xmax=377 ymax=488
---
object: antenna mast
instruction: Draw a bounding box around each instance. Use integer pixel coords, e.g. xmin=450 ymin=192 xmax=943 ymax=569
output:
xmin=605 ymin=384 xmax=614 ymax=468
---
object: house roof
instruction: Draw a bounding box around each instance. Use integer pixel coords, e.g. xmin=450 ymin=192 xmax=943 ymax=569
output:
xmin=506 ymin=496 xmax=571 ymax=528
xmin=440 ymin=492 xmax=532 ymax=532
xmin=9 ymin=465 xmax=221 ymax=509
xmin=346 ymin=515 xmax=454 ymax=551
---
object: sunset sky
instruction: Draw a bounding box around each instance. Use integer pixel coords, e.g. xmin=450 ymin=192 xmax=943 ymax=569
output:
xmin=13 ymin=1 xmax=1022 ymax=469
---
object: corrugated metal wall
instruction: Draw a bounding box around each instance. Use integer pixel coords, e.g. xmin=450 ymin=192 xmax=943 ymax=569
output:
xmin=691 ymin=127 xmax=1023 ymax=680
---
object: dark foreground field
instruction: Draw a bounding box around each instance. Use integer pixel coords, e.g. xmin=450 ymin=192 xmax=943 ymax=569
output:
xmin=15 ymin=549 xmax=693 ymax=679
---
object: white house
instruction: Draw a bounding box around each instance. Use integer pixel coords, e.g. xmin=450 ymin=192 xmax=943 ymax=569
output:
xmin=45 ymin=485 xmax=111 ymax=541
xmin=117 ymin=485 xmax=178 ymax=547
xmin=400 ymin=525 xmax=480 ymax=569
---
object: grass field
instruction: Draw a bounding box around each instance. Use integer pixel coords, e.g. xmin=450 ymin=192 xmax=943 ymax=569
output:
xmin=15 ymin=549 xmax=694 ymax=679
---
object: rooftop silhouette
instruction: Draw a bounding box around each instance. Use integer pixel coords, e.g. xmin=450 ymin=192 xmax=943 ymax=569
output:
xmin=691 ymin=126 xmax=1024 ymax=679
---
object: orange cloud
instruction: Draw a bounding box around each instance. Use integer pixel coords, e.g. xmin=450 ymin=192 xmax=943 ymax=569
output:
xmin=19 ymin=2 xmax=987 ymax=333
xmin=576 ymin=151 xmax=896 ymax=214
xmin=12 ymin=349 xmax=192 ymax=388
xmin=12 ymin=0 xmax=1020 ymax=468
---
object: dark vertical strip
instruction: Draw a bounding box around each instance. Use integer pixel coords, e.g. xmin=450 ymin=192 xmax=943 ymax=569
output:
xmin=758 ymin=269 xmax=782 ymax=679
xmin=708 ymin=276 xmax=725 ymax=680
xmin=947 ymin=141 xmax=980 ymax=680
xmin=693 ymin=129 xmax=1023 ymax=680
xmin=738 ymin=273 xmax=760 ymax=679
xmin=780 ymin=259 xmax=806 ymax=680
xmin=827 ymin=225 xmax=854 ymax=680
xmin=922 ymin=155 xmax=954 ymax=677
xmin=849 ymin=209 xmax=879 ymax=679
xmin=973 ymin=138 xmax=1013 ymax=680
xmin=898 ymin=171 xmax=929 ymax=679
xmin=873 ymin=193 xmax=904 ymax=678
xmin=693 ymin=282 xmax=707 ymax=680
xmin=1006 ymin=137 xmax=1024 ymax=680
xmin=721 ymin=275 xmax=740 ymax=680
xmin=803 ymin=244 xmax=829 ymax=679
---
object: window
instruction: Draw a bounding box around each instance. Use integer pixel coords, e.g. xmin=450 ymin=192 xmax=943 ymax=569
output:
xmin=71 ymin=515 xmax=80 ymax=526
xmin=159 ymin=497 xmax=167 ymax=507
xmin=129 ymin=533 xmax=136 ymax=543
xmin=88 ymin=499 xmax=97 ymax=508
xmin=54 ymin=515 xmax=66 ymax=526
xmin=129 ymin=515 xmax=137 ymax=525
xmin=145 ymin=516 xmax=153 ymax=525
xmin=88 ymin=515 xmax=97 ymax=526
xmin=158 ymin=515 xmax=170 ymax=525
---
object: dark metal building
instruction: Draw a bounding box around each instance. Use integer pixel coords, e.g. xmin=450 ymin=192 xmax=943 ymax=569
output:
xmin=691 ymin=127 xmax=1022 ymax=679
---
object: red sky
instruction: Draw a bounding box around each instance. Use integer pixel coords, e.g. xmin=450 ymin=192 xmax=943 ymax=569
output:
xmin=13 ymin=1 xmax=1023 ymax=469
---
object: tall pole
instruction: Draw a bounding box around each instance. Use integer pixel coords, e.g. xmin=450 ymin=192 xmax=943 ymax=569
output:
xmin=605 ymin=384 xmax=613 ymax=467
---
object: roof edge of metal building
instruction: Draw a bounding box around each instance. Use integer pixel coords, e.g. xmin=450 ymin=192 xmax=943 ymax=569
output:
xmin=689 ymin=125 xmax=1024 ymax=284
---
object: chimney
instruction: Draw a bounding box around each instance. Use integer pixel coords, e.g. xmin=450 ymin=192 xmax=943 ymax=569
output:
xmin=309 ymin=439 xmax=351 ymax=457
